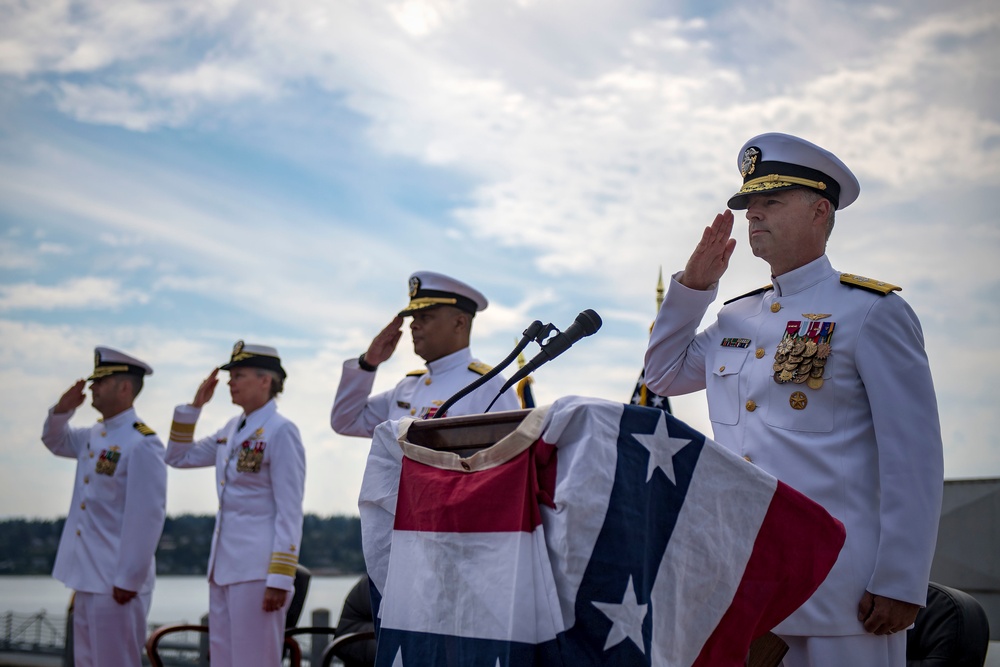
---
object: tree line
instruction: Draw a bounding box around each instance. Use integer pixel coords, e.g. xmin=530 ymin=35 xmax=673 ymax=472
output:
xmin=0 ymin=514 xmax=365 ymax=576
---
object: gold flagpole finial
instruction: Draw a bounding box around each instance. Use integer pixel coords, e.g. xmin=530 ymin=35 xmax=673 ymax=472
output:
xmin=656 ymin=266 xmax=665 ymax=312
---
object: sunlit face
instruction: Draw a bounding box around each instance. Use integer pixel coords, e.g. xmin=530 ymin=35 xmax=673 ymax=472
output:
xmin=227 ymin=367 xmax=271 ymax=412
xmin=409 ymin=307 xmax=466 ymax=362
xmin=745 ymin=189 xmax=828 ymax=276
xmin=89 ymin=375 xmax=129 ymax=418
xmin=89 ymin=376 xmax=115 ymax=414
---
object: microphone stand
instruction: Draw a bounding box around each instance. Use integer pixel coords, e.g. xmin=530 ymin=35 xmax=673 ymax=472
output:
xmin=432 ymin=320 xmax=551 ymax=419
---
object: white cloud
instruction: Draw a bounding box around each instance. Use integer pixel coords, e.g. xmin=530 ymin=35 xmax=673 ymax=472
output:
xmin=0 ymin=0 xmax=997 ymax=523
xmin=0 ymin=277 xmax=149 ymax=311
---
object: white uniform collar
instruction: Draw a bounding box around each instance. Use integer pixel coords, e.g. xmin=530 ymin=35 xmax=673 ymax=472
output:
xmin=771 ymin=255 xmax=835 ymax=297
xmin=238 ymin=398 xmax=278 ymax=432
xmin=101 ymin=406 xmax=138 ymax=429
xmin=426 ymin=347 xmax=473 ymax=375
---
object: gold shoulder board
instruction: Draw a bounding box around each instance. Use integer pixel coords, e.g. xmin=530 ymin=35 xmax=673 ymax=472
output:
xmin=405 ymin=369 xmax=428 ymax=377
xmin=133 ymin=422 xmax=156 ymax=436
xmin=724 ymin=284 xmax=773 ymax=306
xmin=468 ymin=361 xmax=493 ymax=376
xmin=840 ymin=273 xmax=901 ymax=295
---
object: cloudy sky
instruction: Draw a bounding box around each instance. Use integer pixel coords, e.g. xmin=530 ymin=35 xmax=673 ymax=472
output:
xmin=1 ymin=0 xmax=997 ymax=520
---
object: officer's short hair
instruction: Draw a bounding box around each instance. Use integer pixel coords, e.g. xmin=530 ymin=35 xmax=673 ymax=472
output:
xmin=254 ymin=368 xmax=284 ymax=398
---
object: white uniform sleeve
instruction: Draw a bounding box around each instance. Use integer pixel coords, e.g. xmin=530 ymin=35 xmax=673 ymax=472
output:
xmin=330 ymin=358 xmax=394 ymax=437
xmin=857 ymin=295 xmax=944 ymax=605
xmin=165 ymin=404 xmax=224 ymax=468
xmin=643 ymin=272 xmax=719 ymax=396
xmin=41 ymin=407 xmax=89 ymax=459
xmin=115 ymin=434 xmax=168 ymax=592
xmin=266 ymin=420 xmax=306 ymax=590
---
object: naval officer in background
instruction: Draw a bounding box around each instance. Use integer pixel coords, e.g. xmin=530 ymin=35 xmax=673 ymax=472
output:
xmin=643 ymin=133 xmax=943 ymax=666
xmin=331 ymin=270 xmax=520 ymax=436
xmin=42 ymin=347 xmax=167 ymax=667
xmin=166 ymin=342 xmax=305 ymax=667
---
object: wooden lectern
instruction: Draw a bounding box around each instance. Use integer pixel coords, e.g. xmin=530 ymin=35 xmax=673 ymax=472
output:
xmin=401 ymin=409 xmax=788 ymax=667
xmin=407 ymin=409 xmax=530 ymax=453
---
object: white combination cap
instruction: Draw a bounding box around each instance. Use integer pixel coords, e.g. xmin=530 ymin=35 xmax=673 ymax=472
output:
xmin=728 ymin=132 xmax=860 ymax=210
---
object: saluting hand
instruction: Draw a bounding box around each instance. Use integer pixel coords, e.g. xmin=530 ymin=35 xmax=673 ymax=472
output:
xmin=54 ymin=379 xmax=87 ymax=414
xmin=679 ymin=210 xmax=737 ymax=291
xmin=363 ymin=316 xmax=405 ymax=367
xmin=191 ymin=368 xmax=219 ymax=408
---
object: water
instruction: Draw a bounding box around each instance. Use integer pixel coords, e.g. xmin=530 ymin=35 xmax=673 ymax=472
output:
xmin=0 ymin=574 xmax=361 ymax=625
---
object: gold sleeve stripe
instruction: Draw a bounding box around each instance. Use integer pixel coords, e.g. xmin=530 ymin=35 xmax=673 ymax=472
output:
xmin=268 ymin=562 xmax=298 ymax=577
xmin=269 ymin=551 xmax=299 ymax=577
xmin=169 ymin=421 xmax=196 ymax=443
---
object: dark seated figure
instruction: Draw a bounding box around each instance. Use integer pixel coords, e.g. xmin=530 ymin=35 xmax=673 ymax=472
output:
xmin=906 ymin=582 xmax=990 ymax=667
xmin=334 ymin=574 xmax=377 ymax=667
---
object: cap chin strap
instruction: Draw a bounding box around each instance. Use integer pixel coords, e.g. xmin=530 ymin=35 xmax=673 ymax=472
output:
xmin=404 ymin=297 xmax=458 ymax=310
xmin=739 ymin=173 xmax=827 ymax=194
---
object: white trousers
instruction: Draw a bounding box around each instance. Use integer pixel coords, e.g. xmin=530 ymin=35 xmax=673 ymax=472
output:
xmin=779 ymin=632 xmax=906 ymax=667
xmin=72 ymin=590 xmax=151 ymax=667
xmin=208 ymin=580 xmax=290 ymax=667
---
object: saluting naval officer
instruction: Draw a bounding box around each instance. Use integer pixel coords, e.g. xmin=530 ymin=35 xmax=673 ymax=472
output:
xmin=643 ymin=133 xmax=943 ymax=666
xmin=331 ymin=270 xmax=520 ymax=436
xmin=165 ymin=342 xmax=305 ymax=667
xmin=42 ymin=347 xmax=167 ymax=667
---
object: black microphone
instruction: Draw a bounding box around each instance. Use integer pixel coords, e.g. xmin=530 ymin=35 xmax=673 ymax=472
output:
xmin=497 ymin=309 xmax=602 ymax=394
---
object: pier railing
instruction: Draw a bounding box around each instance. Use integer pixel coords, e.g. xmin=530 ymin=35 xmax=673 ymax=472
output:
xmin=0 ymin=610 xmax=65 ymax=655
xmin=1 ymin=609 xmax=340 ymax=666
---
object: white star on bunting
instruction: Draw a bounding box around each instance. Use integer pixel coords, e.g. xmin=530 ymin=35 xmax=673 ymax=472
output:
xmin=631 ymin=412 xmax=691 ymax=484
xmin=592 ymin=574 xmax=648 ymax=653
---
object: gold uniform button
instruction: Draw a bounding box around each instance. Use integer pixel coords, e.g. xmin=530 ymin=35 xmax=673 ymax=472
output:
xmin=745 ymin=400 xmax=757 ymax=412
xmin=770 ymin=302 xmax=781 ymax=313
xmin=424 ymin=377 xmax=432 ymax=385
xmin=76 ymin=529 xmax=81 ymax=536
xmin=220 ymin=480 xmax=225 ymax=486
xmin=84 ymin=476 xmax=89 ymax=484
xmin=80 ymin=502 xmax=86 ymax=510
xmin=89 ymin=452 xmax=94 ymax=458
xmin=410 ymin=409 xmax=416 ymax=416
xmin=101 ymin=431 xmax=106 ymax=437
xmin=755 ymin=347 xmax=765 ymax=359
xmin=743 ymin=455 xmax=753 ymax=463
xmin=719 ymin=366 xmax=726 ymax=372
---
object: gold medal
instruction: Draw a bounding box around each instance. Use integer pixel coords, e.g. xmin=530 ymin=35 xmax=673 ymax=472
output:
xmin=807 ymin=376 xmax=824 ymax=390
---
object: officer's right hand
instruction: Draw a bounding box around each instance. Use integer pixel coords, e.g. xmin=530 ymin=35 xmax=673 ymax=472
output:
xmin=54 ymin=380 xmax=87 ymax=414
xmin=364 ymin=316 xmax=405 ymax=367
xmin=191 ymin=368 xmax=219 ymax=408
xmin=679 ymin=210 xmax=737 ymax=291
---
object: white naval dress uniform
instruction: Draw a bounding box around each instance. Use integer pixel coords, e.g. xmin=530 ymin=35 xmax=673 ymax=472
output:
xmin=42 ymin=406 xmax=167 ymax=667
xmin=644 ymin=255 xmax=943 ymax=665
xmin=330 ymin=347 xmax=521 ymax=437
xmin=166 ymin=399 xmax=305 ymax=667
